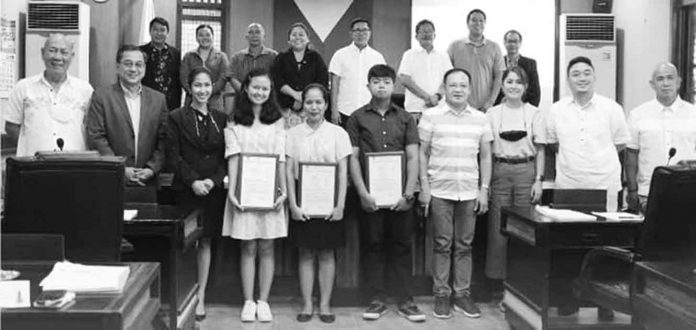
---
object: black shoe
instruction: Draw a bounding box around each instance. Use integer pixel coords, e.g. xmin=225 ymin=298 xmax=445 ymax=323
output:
xmin=362 ymin=301 xmax=388 ymax=320
xmin=433 ymin=295 xmax=452 ymax=319
xmin=397 ymin=300 xmax=426 ymax=322
xmin=598 ymin=307 xmax=615 ymax=321
xmin=296 ymin=313 xmax=312 ymax=322
xmin=195 ymin=313 xmax=206 ymax=322
xmin=453 ymin=295 xmax=481 ymax=318
xmin=319 ymin=314 xmax=336 ymax=323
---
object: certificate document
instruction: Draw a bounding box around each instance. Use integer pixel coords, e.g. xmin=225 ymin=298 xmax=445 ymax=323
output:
xmin=298 ymin=162 xmax=337 ymax=218
xmin=237 ymin=154 xmax=278 ymax=210
xmin=365 ymin=152 xmax=404 ymax=208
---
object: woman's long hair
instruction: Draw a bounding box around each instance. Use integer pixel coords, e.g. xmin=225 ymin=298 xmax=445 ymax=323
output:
xmin=232 ymin=68 xmax=282 ymax=126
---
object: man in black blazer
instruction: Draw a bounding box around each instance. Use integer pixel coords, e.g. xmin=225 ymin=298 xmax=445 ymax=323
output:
xmin=86 ymin=45 xmax=167 ymax=186
xmin=494 ymin=30 xmax=540 ymax=107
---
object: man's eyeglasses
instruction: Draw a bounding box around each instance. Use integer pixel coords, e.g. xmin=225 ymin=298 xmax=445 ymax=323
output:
xmin=351 ymin=28 xmax=371 ymax=33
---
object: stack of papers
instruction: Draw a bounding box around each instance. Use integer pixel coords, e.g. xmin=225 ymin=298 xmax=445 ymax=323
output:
xmin=591 ymin=212 xmax=644 ymax=222
xmin=534 ymin=205 xmax=598 ymax=221
xmin=40 ymin=262 xmax=130 ymax=294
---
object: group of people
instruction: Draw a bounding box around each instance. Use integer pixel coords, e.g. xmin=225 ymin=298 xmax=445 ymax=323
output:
xmin=5 ymin=7 xmax=696 ymax=326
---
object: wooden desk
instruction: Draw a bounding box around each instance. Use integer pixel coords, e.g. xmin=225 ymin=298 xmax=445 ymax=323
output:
xmin=1 ymin=262 xmax=160 ymax=330
xmin=123 ymin=203 xmax=201 ymax=330
xmin=632 ymin=260 xmax=696 ymax=330
xmin=500 ymin=206 xmax=641 ymax=330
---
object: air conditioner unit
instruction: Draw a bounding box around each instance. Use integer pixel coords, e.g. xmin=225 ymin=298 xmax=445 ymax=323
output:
xmin=25 ymin=1 xmax=90 ymax=81
xmin=559 ymin=14 xmax=617 ymax=100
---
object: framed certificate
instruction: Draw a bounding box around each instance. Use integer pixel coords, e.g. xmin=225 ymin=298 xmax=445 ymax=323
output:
xmin=235 ymin=153 xmax=279 ymax=211
xmin=365 ymin=151 xmax=405 ymax=208
xmin=298 ymin=162 xmax=338 ymax=218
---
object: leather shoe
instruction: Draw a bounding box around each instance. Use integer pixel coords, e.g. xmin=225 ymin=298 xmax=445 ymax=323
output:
xmin=195 ymin=313 xmax=206 ymax=321
xmin=319 ymin=314 xmax=336 ymax=323
xmin=598 ymin=307 xmax=615 ymax=321
xmin=296 ymin=313 xmax=312 ymax=322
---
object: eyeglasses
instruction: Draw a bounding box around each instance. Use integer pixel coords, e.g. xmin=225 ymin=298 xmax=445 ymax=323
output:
xmin=120 ymin=61 xmax=145 ymax=69
xmin=351 ymin=28 xmax=371 ymax=33
xmin=45 ymin=47 xmax=71 ymax=56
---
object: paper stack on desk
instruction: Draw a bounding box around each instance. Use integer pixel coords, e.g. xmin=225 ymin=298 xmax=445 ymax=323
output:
xmin=40 ymin=262 xmax=130 ymax=294
xmin=534 ymin=205 xmax=598 ymax=221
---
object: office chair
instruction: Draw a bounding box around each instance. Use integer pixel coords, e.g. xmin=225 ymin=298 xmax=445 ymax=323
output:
xmin=573 ymin=165 xmax=696 ymax=319
xmin=3 ymin=155 xmax=126 ymax=262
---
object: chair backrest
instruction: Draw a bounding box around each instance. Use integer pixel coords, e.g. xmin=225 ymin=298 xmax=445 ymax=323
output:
xmin=3 ymin=155 xmax=125 ymax=262
xmin=1 ymin=233 xmax=65 ymax=262
xmin=548 ymin=189 xmax=607 ymax=212
xmin=639 ymin=165 xmax=696 ymax=260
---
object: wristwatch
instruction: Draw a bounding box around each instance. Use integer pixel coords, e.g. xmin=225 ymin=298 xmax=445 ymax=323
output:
xmin=402 ymin=193 xmax=415 ymax=203
xmin=535 ymin=175 xmax=545 ymax=182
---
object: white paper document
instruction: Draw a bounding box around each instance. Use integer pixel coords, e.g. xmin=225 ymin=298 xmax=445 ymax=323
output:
xmin=239 ymin=156 xmax=277 ymax=208
xmin=300 ymin=164 xmax=336 ymax=216
xmin=40 ymin=261 xmax=130 ymax=294
xmin=591 ymin=212 xmax=644 ymax=222
xmin=534 ymin=205 xmax=598 ymax=222
xmin=367 ymin=155 xmax=403 ymax=207
xmin=123 ymin=209 xmax=138 ymax=221
xmin=0 ymin=280 xmax=31 ymax=308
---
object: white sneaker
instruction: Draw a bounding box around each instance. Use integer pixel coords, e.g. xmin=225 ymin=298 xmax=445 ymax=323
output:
xmin=241 ymin=300 xmax=256 ymax=322
xmin=256 ymin=300 xmax=273 ymax=322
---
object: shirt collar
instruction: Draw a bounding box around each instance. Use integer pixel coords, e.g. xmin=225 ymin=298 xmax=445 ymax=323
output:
xmin=242 ymin=46 xmax=273 ymax=57
xmin=656 ymin=97 xmax=684 ymax=112
xmin=149 ymin=42 xmax=169 ymax=51
xmin=570 ymin=93 xmax=596 ymax=110
xmin=444 ymin=102 xmax=475 ymax=116
xmin=38 ymin=73 xmax=71 ymax=89
xmin=464 ymin=35 xmax=487 ymax=46
xmin=365 ymin=101 xmax=398 ymax=115
xmin=350 ymin=42 xmax=372 ymax=52
xmin=120 ymin=81 xmax=142 ymax=98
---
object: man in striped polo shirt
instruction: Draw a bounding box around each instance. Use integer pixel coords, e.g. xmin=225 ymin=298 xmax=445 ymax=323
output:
xmin=418 ymin=68 xmax=493 ymax=319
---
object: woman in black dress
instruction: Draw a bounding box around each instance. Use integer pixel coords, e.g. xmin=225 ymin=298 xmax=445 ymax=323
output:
xmin=271 ymin=22 xmax=329 ymax=128
xmin=166 ymin=67 xmax=227 ymax=321
xmin=285 ymin=84 xmax=352 ymax=323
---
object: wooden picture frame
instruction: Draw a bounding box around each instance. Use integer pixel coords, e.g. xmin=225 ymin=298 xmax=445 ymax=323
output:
xmin=364 ymin=151 xmax=405 ymax=208
xmin=298 ymin=162 xmax=338 ymax=218
xmin=235 ymin=153 xmax=279 ymax=211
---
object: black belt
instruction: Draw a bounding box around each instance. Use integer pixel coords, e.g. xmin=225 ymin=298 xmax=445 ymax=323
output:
xmin=493 ymin=156 xmax=535 ymax=164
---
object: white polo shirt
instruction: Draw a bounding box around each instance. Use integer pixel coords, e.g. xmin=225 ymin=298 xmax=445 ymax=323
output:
xmin=627 ymin=97 xmax=696 ymax=196
xmin=546 ymin=94 xmax=631 ymax=211
xmin=397 ymin=46 xmax=452 ymax=113
xmin=328 ymin=43 xmax=385 ymax=116
xmin=5 ymin=73 xmax=93 ymax=156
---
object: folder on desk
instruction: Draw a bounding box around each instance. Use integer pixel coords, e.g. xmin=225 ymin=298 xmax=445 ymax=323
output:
xmin=40 ymin=261 xmax=130 ymax=294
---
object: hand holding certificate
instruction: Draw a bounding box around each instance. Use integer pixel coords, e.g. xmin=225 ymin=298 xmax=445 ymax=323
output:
xmin=235 ymin=153 xmax=279 ymax=211
xmin=365 ymin=152 xmax=405 ymax=208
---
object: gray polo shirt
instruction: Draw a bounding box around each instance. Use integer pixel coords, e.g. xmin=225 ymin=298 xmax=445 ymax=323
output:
xmin=447 ymin=36 xmax=505 ymax=110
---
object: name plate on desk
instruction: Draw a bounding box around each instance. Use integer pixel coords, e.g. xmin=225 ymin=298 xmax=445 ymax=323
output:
xmin=0 ymin=280 xmax=31 ymax=308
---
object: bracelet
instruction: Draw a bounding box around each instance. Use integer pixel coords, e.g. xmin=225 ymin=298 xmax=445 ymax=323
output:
xmin=481 ymin=184 xmax=489 ymax=190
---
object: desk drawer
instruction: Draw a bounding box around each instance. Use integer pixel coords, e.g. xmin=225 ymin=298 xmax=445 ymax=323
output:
xmin=546 ymin=225 xmax=637 ymax=247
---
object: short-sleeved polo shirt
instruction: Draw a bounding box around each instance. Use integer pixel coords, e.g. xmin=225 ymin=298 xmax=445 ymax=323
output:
xmin=447 ymin=37 xmax=505 ymax=110
xmin=328 ymin=43 xmax=386 ymax=116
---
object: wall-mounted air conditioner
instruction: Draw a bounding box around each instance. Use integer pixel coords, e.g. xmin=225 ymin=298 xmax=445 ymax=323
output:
xmin=25 ymin=1 xmax=90 ymax=81
xmin=559 ymin=14 xmax=617 ymax=101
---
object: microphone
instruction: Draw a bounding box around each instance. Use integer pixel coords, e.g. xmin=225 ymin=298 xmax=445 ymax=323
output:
xmin=56 ymin=138 xmax=64 ymax=151
xmin=667 ymin=147 xmax=676 ymax=166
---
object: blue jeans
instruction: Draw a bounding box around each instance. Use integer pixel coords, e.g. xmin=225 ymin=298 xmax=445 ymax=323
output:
xmin=485 ymin=161 xmax=535 ymax=279
xmin=430 ymin=196 xmax=476 ymax=297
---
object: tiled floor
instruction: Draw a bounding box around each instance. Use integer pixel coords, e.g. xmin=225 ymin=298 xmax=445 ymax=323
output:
xmin=197 ymin=296 xmax=510 ymax=330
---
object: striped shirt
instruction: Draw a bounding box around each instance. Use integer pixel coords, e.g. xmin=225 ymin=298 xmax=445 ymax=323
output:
xmin=419 ymin=103 xmax=493 ymax=200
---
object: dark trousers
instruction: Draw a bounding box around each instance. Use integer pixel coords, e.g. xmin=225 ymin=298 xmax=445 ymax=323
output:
xmin=360 ymin=208 xmax=415 ymax=304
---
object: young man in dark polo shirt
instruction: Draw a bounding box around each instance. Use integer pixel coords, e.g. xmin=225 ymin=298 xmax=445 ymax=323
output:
xmin=345 ymin=64 xmax=424 ymax=322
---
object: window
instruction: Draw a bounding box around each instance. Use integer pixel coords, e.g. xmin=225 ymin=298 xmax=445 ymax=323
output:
xmin=178 ymin=0 xmax=225 ymax=53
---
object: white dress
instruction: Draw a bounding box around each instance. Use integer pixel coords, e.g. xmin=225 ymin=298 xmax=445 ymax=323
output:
xmin=221 ymin=118 xmax=287 ymax=239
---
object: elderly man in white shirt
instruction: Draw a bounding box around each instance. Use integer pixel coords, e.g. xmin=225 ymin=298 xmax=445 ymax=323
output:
xmin=626 ymin=62 xmax=696 ymax=213
xmin=398 ymin=19 xmax=452 ymax=120
xmin=328 ymin=17 xmax=385 ymax=125
xmin=5 ymin=33 xmax=93 ymax=156
xmin=546 ymin=56 xmax=631 ymax=212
